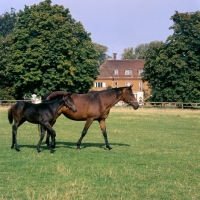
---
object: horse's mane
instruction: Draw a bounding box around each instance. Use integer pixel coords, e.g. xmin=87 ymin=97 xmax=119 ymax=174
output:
xmin=43 ymin=86 xmax=131 ymax=101
xmin=43 ymin=91 xmax=68 ymax=101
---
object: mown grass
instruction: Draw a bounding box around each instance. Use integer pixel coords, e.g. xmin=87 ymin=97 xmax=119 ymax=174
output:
xmin=0 ymin=107 xmax=200 ymax=199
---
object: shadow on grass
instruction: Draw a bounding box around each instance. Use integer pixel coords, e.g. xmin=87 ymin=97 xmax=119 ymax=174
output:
xmin=18 ymin=141 xmax=130 ymax=151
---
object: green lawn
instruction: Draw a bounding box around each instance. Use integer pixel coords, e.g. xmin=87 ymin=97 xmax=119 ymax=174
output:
xmin=0 ymin=107 xmax=200 ymax=200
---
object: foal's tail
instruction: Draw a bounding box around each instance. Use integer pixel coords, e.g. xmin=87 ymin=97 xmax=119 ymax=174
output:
xmin=8 ymin=107 xmax=13 ymax=124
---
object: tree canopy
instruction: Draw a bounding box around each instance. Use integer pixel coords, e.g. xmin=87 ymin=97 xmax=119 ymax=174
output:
xmin=121 ymin=47 xmax=136 ymax=59
xmin=121 ymin=44 xmax=150 ymax=60
xmin=93 ymin=43 xmax=111 ymax=65
xmin=142 ymin=11 xmax=200 ymax=102
xmin=0 ymin=8 xmax=17 ymax=38
xmin=4 ymin=0 xmax=99 ymax=99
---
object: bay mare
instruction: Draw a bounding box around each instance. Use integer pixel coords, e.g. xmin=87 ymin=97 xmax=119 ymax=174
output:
xmin=43 ymin=85 xmax=139 ymax=150
xmin=8 ymin=94 xmax=76 ymax=153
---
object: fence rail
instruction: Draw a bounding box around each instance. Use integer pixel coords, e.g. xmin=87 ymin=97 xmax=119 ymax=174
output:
xmin=0 ymin=100 xmax=200 ymax=109
xmin=115 ymin=101 xmax=200 ymax=109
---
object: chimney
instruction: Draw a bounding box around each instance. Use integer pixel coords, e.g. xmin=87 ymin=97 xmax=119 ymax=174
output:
xmin=113 ymin=53 xmax=117 ymax=60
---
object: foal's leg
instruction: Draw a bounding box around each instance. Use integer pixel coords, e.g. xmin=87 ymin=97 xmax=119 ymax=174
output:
xmin=12 ymin=123 xmax=20 ymax=151
xmin=43 ymin=123 xmax=56 ymax=153
xmin=46 ymin=120 xmax=57 ymax=147
xmin=77 ymin=118 xmax=94 ymax=150
xmin=11 ymin=118 xmax=26 ymax=151
xmin=99 ymin=119 xmax=112 ymax=150
xmin=37 ymin=126 xmax=46 ymax=153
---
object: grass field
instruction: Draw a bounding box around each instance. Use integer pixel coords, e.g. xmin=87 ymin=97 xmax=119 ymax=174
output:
xmin=0 ymin=107 xmax=200 ymax=200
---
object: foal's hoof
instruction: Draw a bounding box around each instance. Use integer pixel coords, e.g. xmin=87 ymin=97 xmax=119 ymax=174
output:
xmin=50 ymin=149 xmax=54 ymax=153
xmin=76 ymin=147 xmax=81 ymax=150
xmin=107 ymin=146 xmax=112 ymax=150
xmin=15 ymin=148 xmax=20 ymax=152
xmin=37 ymin=149 xmax=41 ymax=153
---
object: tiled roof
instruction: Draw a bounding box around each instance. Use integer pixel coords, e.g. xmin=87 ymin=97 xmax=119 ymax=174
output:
xmin=97 ymin=59 xmax=145 ymax=79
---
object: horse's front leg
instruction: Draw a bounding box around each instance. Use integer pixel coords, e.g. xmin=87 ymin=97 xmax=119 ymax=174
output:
xmin=77 ymin=118 xmax=94 ymax=150
xmin=99 ymin=119 xmax=112 ymax=150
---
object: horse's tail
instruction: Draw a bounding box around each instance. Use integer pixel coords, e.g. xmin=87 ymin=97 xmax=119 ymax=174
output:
xmin=8 ymin=107 xmax=13 ymax=124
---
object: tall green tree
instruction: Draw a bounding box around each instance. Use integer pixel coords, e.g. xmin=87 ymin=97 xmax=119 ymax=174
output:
xmin=135 ymin=43 xmax=149 ymax=59
xmin=93 ymin=43 xmax=111 ymax=65
xmin=142 ymin=11 xmax=200 ymax=102
xmin=0 ymin=8 xmax=17 ymax=99
xmin=7 ymin=0 xmax=99 ymax=99
xmin=121 ymin=47 xmax=136 ymax=59
xmin=0 ymin=8 xmax=17 ymax=38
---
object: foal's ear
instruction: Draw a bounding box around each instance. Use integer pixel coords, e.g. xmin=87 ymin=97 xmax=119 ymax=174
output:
xmin=63 ymin=93 xmax=72 ymax=99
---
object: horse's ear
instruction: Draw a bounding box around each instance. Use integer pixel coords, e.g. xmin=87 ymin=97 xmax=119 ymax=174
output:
xmin=129 ymin=84 xmax=133 ymax=88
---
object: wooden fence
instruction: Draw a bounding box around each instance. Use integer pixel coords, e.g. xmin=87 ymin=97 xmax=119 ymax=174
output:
xmin=0 ymin=100 xmax=200 ymax=109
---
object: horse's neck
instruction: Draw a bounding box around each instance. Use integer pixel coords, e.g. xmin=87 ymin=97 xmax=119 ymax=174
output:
xmin=103 ymin=90 xmax=122 ymax=107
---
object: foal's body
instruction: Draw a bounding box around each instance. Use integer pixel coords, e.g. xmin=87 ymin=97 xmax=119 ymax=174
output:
xmin=8 ymin=94 xmax=76 ymax=152
xmin=44 ymin=85 xmax=139 ymax=150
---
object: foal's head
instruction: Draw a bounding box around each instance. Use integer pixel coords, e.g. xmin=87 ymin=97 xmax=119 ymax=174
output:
xmin=63 ymin=94 xmax=77 ymax=112
xmin=122 ymin=85 xmax=139 ymax=110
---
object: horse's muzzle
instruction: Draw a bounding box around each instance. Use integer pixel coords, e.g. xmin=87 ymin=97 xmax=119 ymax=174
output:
xmin=129 ymin=102 xmax=139 ymax=110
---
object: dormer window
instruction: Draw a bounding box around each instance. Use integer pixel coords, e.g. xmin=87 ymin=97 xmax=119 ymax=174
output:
xmin=114 ymin=69 xmax=118 ymax=75
xmin=138 ymin=69 xmax=143 ymax=75
xmin=125 ymin=70 xmax=132 ymax=75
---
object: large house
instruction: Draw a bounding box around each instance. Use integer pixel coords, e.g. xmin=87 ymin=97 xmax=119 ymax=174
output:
xmin=91 ymin=54 xmax=150 ymax=103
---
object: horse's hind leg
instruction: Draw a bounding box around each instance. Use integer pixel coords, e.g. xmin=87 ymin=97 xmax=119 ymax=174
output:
xmin=77 ymin=118 xmax=93 ymax=150
xmin=99 ymin=119 xmax=112 ymax=150
xmin=11 ymin=125 xmax=15 ymax=149
xmin=12 ymin=124 xmax=20 ymax=151
xmin=12 ymin=118 xmax=26 ymax=151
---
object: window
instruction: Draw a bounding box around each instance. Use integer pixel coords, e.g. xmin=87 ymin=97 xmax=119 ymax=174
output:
xmin=138 ymin=69 xmax=143 ymax=76
xmin=114 ymin=69 xmax=118 ymax=75
xmin=95 ymin=82 xmax=106 ymax=88
xmin=125 ymin=82 xmax=131 ymax=86
xmin=139 ymin=82 xmax=142 ymax=91
xmin=125 ymin=70 xmax=132 ymax=75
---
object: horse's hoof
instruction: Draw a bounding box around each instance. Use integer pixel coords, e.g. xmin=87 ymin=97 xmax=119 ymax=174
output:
xmin=37 ymin=149 xmax=41 ymax=153
xmin=107 ymin=147 xmax=112 ymax=150
xmin=76 ymin=147 xmax=81 ymax=150
xmin=11 ymin=146 xmax=14 ymax=149
xmin=16 ymin=148 xmax=20 ymax=152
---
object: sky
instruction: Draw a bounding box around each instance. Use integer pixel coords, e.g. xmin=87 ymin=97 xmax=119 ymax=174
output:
xmin=0 ymin=0 xmax=199 ymax=58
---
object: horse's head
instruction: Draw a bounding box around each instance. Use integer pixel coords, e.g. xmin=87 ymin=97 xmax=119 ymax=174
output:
xmin=63 ymin=94 xmax=77 ymax=113
xmin=122 ymin=85 xmax=139 ymax=110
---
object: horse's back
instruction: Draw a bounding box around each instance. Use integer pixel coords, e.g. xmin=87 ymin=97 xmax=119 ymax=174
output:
xmin=61 ymin=92 xmax=104 ymax=120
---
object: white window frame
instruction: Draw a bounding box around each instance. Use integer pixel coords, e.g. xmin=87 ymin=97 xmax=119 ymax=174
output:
xmin=138 ymin=69 xmax=143 ymax=76
xmin=125 ymin=70 xmax=132 ymax=75
xmin=114 ymin=69 xmax=118 ymax=75
xmin=139 ymin=82 xmax=142 ymax=91
xmin=95 ymin=82 xmax=106 ymax=88
xmin=125 ymin=82 xmax=131 ymax=86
